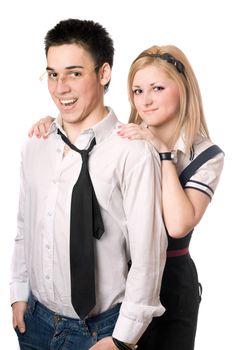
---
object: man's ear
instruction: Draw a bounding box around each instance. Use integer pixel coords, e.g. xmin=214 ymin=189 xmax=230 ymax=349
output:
xmin=99 ymin=63 xmax=111 ymax=86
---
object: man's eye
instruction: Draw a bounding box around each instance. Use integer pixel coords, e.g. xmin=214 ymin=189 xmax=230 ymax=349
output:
xmin=48 ymin=72 xmax=58 ymax=80
xmin=71 ymin=71 xmax=82 ymax=78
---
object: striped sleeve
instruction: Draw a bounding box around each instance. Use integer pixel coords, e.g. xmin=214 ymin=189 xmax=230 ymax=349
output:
xmin=184 ymin=152 xmax=224 ymax=199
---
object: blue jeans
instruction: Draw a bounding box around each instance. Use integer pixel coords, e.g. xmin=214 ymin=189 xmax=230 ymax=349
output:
xmin=15 ymin=294 xmax=120 ymax=350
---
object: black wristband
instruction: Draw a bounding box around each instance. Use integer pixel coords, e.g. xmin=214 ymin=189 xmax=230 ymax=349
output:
xmin=112 ymin=337 xmax=137 ymax=350
xmin=159 ymin=151 xmax=177 ymax=163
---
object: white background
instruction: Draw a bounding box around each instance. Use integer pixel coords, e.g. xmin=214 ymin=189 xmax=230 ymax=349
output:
xmin=0 ymin=0 xmax=232 ymax=348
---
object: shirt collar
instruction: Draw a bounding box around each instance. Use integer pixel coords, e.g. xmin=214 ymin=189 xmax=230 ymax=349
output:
xmin=173 ymin=135 xmax=186 ymax=153
xmin=92 ymin=107 xmax=119 ymax=144
xmin=173 ymin=134 xmax=204 ymax=154
xmin=48 ymin=107 xmax=119 ymax=144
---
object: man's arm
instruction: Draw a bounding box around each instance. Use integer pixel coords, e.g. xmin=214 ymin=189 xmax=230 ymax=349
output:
xmin=112 ymin=141 xmax=167 ymax=344
xmin=10 ymin=146 xmax=30 ymax=330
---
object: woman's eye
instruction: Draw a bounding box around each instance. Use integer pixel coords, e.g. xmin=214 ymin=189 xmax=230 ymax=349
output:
xmin=154 ymin=86 xmax=164 ymax=92
xmin=133 ymin=89 xmax=142 ymax=95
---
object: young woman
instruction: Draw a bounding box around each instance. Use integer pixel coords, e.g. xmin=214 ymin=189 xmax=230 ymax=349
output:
xmin=29 ymin=45 xmax=224 ymax=350
xmin=117 ymin=45 xmax=224 ymax=350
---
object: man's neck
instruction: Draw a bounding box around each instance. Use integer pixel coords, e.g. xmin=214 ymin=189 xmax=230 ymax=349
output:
xmin=62 ymin=106 xmax=108 ymax=143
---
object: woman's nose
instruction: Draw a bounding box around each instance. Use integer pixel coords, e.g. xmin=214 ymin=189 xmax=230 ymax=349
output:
xmin=143 ymin=92 xmax=153 ymax=106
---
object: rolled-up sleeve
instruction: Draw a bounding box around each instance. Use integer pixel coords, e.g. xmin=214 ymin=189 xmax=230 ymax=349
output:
xmin=112 ymin=142 xmax=167 ymax=344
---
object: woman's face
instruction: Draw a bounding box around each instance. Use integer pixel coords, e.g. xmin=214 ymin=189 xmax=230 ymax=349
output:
xmin=132 ymin=64 xmax=180 ymax=128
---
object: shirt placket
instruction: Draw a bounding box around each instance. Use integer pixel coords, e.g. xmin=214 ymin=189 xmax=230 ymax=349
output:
xmin=42 ymin=140 xmax=64 ymax=297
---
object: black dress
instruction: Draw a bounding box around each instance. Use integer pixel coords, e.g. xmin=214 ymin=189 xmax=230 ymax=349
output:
xmin=138 ymin=145 xmax=223 ymax=350
xmin=138 ymin=232 xmax=201 ymax=350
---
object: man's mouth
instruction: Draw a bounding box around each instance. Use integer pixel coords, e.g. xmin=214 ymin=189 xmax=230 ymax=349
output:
xmin=60 ymin=98 xmax=78 ymax=107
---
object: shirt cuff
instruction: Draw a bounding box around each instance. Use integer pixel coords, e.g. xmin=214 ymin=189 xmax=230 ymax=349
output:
xmin=10 ymin=281 xmax=30 ymax=305
xmin=112 ymin=302 xmax=165 ymax=344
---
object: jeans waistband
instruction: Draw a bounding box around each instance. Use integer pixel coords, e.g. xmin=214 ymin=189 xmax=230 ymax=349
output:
xmin=28 ymin=293 xmax=120 ymax=331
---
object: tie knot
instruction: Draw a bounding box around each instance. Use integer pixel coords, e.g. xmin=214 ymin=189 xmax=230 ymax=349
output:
xmin=80 ymin=150 xmax=89 ymax=162
xmin=80 ymin=138 xmax=96 ymax=162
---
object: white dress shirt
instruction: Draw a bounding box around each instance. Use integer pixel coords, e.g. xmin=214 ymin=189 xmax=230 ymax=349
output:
xmin=10 ymin=108 xmax=167 ymax=344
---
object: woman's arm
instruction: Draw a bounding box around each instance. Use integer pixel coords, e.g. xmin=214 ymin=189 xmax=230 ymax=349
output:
xmin=118 ymin=123 xmax=211 ymax=238
xmin=160 ymin=160 xmax=210 ymax=237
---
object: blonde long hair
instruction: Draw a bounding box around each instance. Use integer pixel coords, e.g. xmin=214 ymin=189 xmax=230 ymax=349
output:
xmin=128 ymin=45 xmax=209 ymax=153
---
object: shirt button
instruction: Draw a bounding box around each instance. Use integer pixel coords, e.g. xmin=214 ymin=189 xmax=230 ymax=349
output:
xmin=47 ymin=211 xmax=52 ymax=216
xmin=56 ymin=148 xmax=62 ymax=153
xmin=45 ymin=244 xmax=50 ymax=249
xmin=45 ymin=275 xmax=50 ymax=280
xmin=52 ymin=179 xmax=57 ymax=184
xmin=92 ymin=331 xmax=97 ymax=337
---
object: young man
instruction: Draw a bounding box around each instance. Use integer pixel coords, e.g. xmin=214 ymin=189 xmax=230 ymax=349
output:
xmin=10 ymin=19 xmax=167 ymax=350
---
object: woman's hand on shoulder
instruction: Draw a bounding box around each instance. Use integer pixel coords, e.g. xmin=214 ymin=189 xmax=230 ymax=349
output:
xmin=117 ymin=123 xmax=153 ymax=141
xmin=28 ymin=116 xmax=55 ymax=139
xmin=117 ymin=123 xmax=167 ymax=152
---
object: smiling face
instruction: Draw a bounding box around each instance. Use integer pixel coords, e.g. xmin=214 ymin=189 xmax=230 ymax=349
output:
xmin=46 ymin=44 xmax=109 ymax=130
xmin=132 ymin=64 xmax=180 ymax=132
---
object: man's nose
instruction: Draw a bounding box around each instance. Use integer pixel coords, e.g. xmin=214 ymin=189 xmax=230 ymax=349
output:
xmin=55 ymin=76 xmax=71 ymax=94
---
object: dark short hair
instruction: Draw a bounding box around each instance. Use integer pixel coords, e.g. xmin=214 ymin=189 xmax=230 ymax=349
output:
xmin=44 ymin=18 xmax=114 ymax=69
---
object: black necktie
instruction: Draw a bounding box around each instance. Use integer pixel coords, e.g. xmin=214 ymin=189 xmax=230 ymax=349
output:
xmin=57 ymin=129 xmax=104 ymax=319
